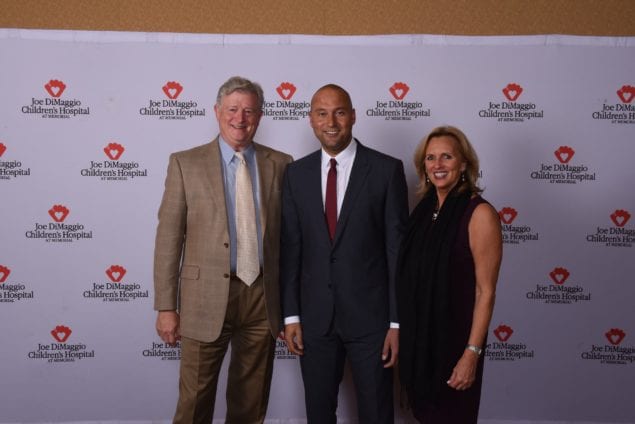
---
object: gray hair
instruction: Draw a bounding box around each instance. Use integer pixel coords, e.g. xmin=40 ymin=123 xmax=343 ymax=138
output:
xmin=216 ymin=76 xmax=264 ymax=110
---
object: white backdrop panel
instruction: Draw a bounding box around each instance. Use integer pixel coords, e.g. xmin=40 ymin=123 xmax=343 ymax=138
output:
xmin=0 ymin=30 xmax=634 ymax=424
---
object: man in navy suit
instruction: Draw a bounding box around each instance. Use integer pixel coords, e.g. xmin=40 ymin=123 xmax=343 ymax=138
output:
xmin=280 ymin=84 xmax=408 ymax=423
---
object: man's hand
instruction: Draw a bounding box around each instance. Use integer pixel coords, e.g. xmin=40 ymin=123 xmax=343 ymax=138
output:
xmin=156 ymin=310 xmax=180 ymax=346
xmin=284 ymin=323 xmax=304 ymax=355
xmin=382 ymin=328 xmax=399 ymax=368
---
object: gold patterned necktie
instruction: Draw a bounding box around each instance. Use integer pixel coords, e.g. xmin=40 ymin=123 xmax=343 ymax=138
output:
xmin=234 ymin=151 xmax=259 ymax=286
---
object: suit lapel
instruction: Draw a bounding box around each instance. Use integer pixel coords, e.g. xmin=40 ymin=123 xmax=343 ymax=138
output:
xmin=255 ymin=143 xmax=273 ymax=236
xmin=333 ymin=141 xmax=370 ymax=245
xmin=307 ymin=151 xmax=332 ymax=245
xmin=300 ymin=150 xmax=332 ymax=246
xmin=202 ymin=138 xmax=227 ymax=217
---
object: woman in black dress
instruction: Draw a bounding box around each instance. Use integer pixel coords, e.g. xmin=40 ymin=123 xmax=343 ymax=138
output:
xmin=398 ymin=126 xmax=502 ymax=423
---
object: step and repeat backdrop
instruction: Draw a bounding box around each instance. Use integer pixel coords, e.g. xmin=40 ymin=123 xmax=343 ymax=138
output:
xmin=0 ymin=30 xmax=634 ymax=424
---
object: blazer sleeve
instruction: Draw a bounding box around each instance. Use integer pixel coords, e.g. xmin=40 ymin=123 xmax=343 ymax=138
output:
xmin=153 ymin=153 xmax=187 ymax=311
xmin=279 ymin=165 xmax=302 ymax=319
xmin=384 ymin=159 xmax=409 ymax=324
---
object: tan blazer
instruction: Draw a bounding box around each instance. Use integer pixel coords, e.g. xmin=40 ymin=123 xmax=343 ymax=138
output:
xmin=153 ymin=138 xmax=292 ymax=343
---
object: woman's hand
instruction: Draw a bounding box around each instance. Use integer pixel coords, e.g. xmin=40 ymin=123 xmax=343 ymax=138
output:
xmin=447 ymin=349 xmax=479 ymax=390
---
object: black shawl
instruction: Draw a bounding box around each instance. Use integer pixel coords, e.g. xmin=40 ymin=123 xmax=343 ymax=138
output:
xmin=397 ymin=187 xmax=471 ymax=407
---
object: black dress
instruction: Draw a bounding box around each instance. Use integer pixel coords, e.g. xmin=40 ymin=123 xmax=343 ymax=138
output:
xmin=412 ymin=195 xmax=488 ymax=423
xmin=398 ymin=192 xmax=488 ymax=424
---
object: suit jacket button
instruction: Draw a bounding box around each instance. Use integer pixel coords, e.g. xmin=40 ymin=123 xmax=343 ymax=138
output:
xmin=330 ymin=257 xmax=336 ymax=263
xmin=223 ymin=273 xmax=230 ymax=278
xmin=328 ymin=284 xmax=332 ymax=289
xmin=224 ymin=243 xmax=229 ymax=248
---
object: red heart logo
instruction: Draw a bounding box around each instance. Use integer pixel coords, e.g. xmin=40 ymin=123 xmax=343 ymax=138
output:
xmin=51 ymin=325 xmax=72 ymax=343
xmin=162 ymin=81 xmax=183 ymax=100
xmin=44 ymin=79 xmax=66 ymax=98
xmin=494 ymin=324 xmax=513 ymax=342
xmin=389 ymin=82 xmax=410 ymax=100
xmin=549 ymin=267 xmax=570 ymax=285
xmin=498 ymin=207 xmax=518 ymax=224
xmin=48 ymin=205 xmax=70 ymax=223
xmin=0 ymin=265 xmax=10 ymax=283
xmin=106 ymin=265 xmax=127 ymax=283
xmin=502 ymin=83 xmax=523 ymax=102
xmin=276 ymin=82 xmax=297 ymax=100
xmin=616 ymin=85 xmax=635 ymax=104
xmin=605 ymin=328 xmax=625 ymax=345
xmin=0 ymin=142 xmax=6 ymax=157
xmin=103 ymin=142 xmax=125 ymax=160
xmin=554 ymin=146 xmax=575 ymax=164
xmin=610 ymin=209 xmax=631 ymax=227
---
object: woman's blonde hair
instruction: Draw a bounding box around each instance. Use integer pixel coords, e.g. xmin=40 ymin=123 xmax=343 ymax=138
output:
xmin=413 ymin=125 xmax=482 ymax=196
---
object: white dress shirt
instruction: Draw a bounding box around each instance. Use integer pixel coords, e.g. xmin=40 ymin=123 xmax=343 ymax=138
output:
xmin=320 ymin=137 xmax=357 ymax=217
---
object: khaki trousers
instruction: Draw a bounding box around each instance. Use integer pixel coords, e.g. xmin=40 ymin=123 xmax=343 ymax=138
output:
xmin=174 ymin=276 xmax=275 ymax=424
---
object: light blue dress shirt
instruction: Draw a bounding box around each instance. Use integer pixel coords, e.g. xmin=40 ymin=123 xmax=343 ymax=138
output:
xmin=218 ymin=137 xmax=264 ymax=273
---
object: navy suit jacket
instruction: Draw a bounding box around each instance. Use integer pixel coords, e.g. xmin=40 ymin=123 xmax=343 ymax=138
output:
xmin=280 ymin=141 xmax=408 ymax=338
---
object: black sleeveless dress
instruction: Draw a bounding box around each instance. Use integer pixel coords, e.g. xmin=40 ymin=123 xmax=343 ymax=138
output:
xmin=412 ymin=195 xmax=488 ymax=423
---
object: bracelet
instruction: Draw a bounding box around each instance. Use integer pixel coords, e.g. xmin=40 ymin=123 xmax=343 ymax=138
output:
xmin=465 ymin=344 xmax=483 ymax=356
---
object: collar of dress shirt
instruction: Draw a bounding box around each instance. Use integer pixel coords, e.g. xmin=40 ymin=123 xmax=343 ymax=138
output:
xmin=219 ymin=136 xmax=256 ymax=165
xmin=320 ymin=137 xmax=357 ymax=171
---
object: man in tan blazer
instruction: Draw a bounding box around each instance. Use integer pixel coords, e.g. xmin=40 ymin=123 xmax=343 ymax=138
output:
xmin=154 ymin=76 xmax=292 ymax=423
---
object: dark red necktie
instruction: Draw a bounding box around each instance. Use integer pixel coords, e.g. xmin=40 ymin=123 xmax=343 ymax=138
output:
xmin=325 ymin=158 xmax=337 ymax=241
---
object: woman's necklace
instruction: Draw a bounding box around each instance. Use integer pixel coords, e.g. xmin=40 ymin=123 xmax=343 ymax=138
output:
xmin=432 ymin=201 xmax=440 ymax=221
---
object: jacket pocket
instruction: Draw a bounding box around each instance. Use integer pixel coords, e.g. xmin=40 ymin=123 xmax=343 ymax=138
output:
xmin=180 ymin=265 xmax=200 ymax=280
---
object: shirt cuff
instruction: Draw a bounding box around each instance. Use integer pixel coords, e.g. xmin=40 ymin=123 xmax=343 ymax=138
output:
xmin=390 ymin=322 xmax=399 ymax=329
xmin=284 ymin=316 xmax=300 ymax=325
